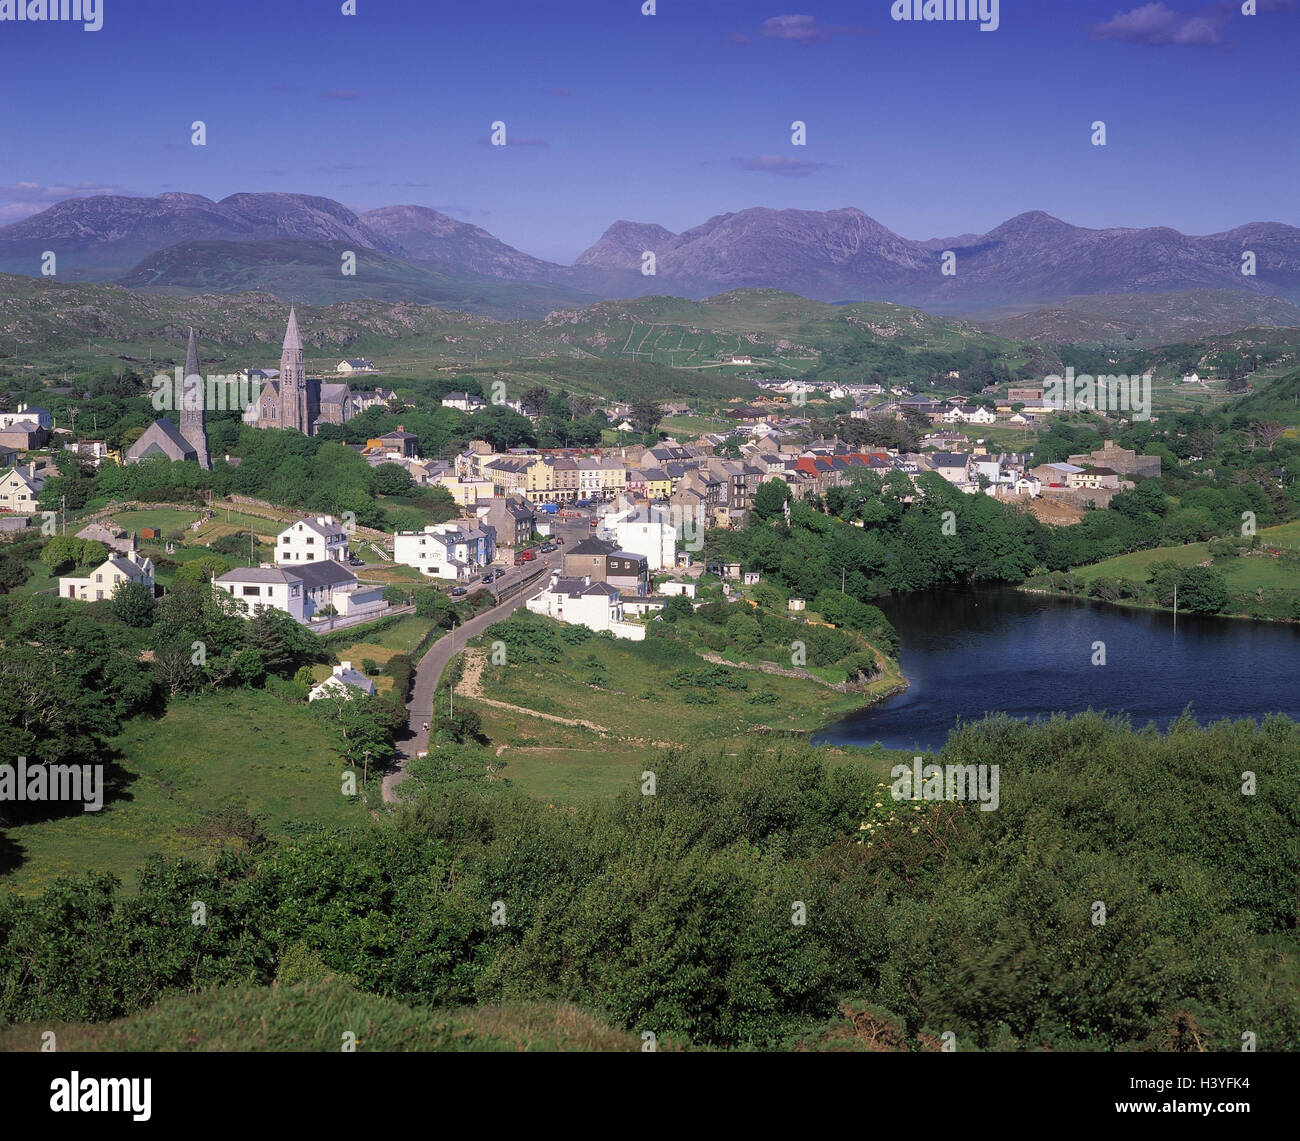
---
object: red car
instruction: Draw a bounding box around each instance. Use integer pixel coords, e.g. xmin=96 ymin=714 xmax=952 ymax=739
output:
xmin=521 ymin=549 xmax=536 ymax=561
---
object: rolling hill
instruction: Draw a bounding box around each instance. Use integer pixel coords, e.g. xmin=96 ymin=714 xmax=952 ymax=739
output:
xmin=116 ymin=238 xmax=599 ymax=320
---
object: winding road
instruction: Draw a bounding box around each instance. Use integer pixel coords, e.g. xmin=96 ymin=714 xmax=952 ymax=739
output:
xmin=380 ymin=553 xmax=561 ymax=804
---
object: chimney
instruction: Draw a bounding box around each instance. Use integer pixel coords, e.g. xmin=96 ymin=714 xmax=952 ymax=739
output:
xmin=28 ymin=461 xmax=35 ymax=479
xmin=338 ymin=661 xmax=351 ymax=674
xmin=1104 ymin=439 xmax=1114 ymax=449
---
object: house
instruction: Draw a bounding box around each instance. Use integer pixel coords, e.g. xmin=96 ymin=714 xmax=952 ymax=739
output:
xmin=375 ymin=427 xmax=420 ymax=458
xmin=730 ymin=355 xmax=753 ymax=365
xmin=214 ymin=560 xmax=379 ymax=623
xmin=604 ymin=503 xmax=677 ymax=571
xmin=437 ymin=476 xmax=495 ymax=509
xmin=1066 ymin=440 xmax=1161 ymax=479
xmin=1007 ymin=387 xmax=1043 ymax=403
xmin=0 ymin=461 xmax=45 ymax=513
xmin=562 ymin=535 xmax=649 ymax=595
xmin=215 ymin=565 xmax=307 ymax=621
xmin=277 ymin=515 xmax=350 ymax=565
xmin=393 ymin=519 xmax=496 ymax=579
xmin=75 ymin=521 xmax=135 ymax=555
xmin=525 ymin=575 xmax=646 ymax=640
xmin=926 ymin=453 xmax=972 ymax=485
xmin=1068 ymin=466 xmax=1121 ymax=490
xmin=477 ymin=495 xmax=534 ymax=549
xmin=64 ymin=440 xmax=110 ymax=467
xmin=308 ymin=661 xmax=377 ymax=701
xmin=1030 ymin=462 xmax=1084 ymax=487
xmin=337 ymin=359 xmax=377 ymax=373
xmin=60 ymin=550 xmax=155 ymax=602
xmin=0 ymin=404 xmax=52 ymax=431
xmin=660 ymin=581 xmax=696 ymax=598
xmin=0 ymin=420 xmax=49 ymax=451
xmin=441 ymin=391 xmax=487 ymax=413
xmin=943 ymin=404 xmax=996 ymax=425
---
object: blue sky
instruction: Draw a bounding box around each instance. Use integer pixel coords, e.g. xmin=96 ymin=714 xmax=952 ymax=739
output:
xmin=1 ymin=0 xmax=1296 ymax=262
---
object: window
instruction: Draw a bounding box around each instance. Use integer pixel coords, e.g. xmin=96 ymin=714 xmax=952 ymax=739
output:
xmin=94 ymin=573 xmax=102 ymax=582
xmin=242 ymin=586 xmax=261 ymax=597
xmin=95 ymin=591 xmax=103 ymax=600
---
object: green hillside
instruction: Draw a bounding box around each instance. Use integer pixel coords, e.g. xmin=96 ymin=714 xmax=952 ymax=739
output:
xmin=118 ymin=239 xmax=598 ymax=320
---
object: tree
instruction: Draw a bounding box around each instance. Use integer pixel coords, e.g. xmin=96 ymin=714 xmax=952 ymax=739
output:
xmin=1178 ymin=566 xmax=1229 ymax=614
xmin=521 ymin=386 xmax=550 ymax=418
xmin=630 ymin=399 xmax=662 ymax=436
xmin=752 ymin=480 xmax=791 ymax=521
xmin=661 ymin=594 xmax=694 ymax=622
xmin=372 ymin=462 xmax=413 ymax=496
xmin=110 ymin=580 xmax=156 ymax=628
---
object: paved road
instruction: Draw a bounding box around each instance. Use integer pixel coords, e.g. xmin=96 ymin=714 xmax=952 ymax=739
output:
xmin=380 ymin=548 xmax=565 ymax=804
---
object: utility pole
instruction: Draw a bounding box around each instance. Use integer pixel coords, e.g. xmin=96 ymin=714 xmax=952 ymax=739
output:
xmin=841 ymin=567 xmax=846 ymax=594
xmin=61 ymin=495 xmax=66 ymax=536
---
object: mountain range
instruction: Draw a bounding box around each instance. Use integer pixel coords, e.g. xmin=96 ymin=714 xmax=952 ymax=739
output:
xmin=2 ymin=192 xmax=1299 ymax=325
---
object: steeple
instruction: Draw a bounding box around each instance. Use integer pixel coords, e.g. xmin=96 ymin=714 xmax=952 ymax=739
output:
xmin=185 ymin=326 xmax=200 ymax=379
xmin=282 ymin=306 xmax=302 ymax=354
xmin=279 ymin=307 xmax=308 ymax=433
xmin=178 ymin=326 xmax=211 ymax=470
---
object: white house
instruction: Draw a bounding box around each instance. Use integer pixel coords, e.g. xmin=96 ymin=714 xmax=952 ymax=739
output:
xmin=276 ymin=515 xmax=349 ymax=565
xmin=525 ymin=575 xmax=645 ymax=640
xmin=603 ymin=503 xmax=678 ymax=571
xmin=659 ymin=580 xmax=696 ymax=598
xmin=308 ymin=661 xmax=377 ymax=702
xmin=0 ymin=404 xmax=52 ymax=431
xmin=60 ymin=551 xmax=155 ymax=602
xmin=337 ymin=359 xmax=377 ymax=374
xmin=441 ymin=392 xmax=486 ymax=414
xmin=214 ymin=560 xmax=382 ymax=624
xmin=393 ymin=519 xmax=496 ymax=579
xmin=943 ymin=404 xmax=996 ymax=425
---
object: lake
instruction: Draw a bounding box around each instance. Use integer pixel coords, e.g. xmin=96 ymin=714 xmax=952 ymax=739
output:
xmin=812 ymin=587 xmax=1300 ymax=752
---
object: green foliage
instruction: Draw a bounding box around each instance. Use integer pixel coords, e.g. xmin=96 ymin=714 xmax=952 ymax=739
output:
xmin=0 ymin=716 xmax=1296 ymax=1050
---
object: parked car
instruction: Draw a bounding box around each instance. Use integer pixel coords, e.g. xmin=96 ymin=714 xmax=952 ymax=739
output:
xmin=553 ymin=536 xmax=564 ymax=545
xmin=521 ymin=549 xmax=536 ymax=561
xmin=347 ymin=556 xmax=365 ymax=566
xmin=589 ymin=519 xmax=598 ymax=528
xmin=540 ymin=543 xmax=557 ymax=553
xmin=450 ymin=586 xmax=468 ymax=596
xmin=513 ymin=555 xmax=526 ymax=566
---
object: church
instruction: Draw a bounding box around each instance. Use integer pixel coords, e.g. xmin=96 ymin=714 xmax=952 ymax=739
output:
xmin=125 ymin=327 xmax=211 ymax=470
xmin=243 ymin=308 xmax=356 ymax=435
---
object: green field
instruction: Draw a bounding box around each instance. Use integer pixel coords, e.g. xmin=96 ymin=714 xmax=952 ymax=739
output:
xmin=0 ymin=690 xmax=369 ymax=897
xmin=1072 ymin=522 xmax=1300 ymax=588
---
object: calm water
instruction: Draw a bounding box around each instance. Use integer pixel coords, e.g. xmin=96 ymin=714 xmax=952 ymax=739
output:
xmin=813 ymin=587 xmax=1300 ymax=752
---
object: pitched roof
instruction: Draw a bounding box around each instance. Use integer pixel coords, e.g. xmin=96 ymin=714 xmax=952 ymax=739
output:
xmin=128 ymin=418 xmax=197 ymax=463
xmin=295 ymin=561 xmax=358 ymax=589
xmin=216 ymin=566 xmax=301 ymax=584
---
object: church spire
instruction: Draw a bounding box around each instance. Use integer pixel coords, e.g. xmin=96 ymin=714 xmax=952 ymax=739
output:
xmin=178 ymin=326 xmax=211 ymax=471
xmin=282 ymin=306 xmax=302 ymax=354
xmin=185 ymin=326 xmax=200 ymax=379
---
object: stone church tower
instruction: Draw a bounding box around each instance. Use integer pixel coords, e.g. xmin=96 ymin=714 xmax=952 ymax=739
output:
xmin=179 ymin=327 xmax=211 ymax=470
xmin=279 ymin=307 xmax=309 ymax=434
